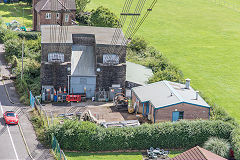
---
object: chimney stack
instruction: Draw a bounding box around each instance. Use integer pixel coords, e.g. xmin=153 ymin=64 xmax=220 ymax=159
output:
xmin=185 ymin=78 xmax=191 ymax=89
xmin=196 ymin=91 xmax=199 ymax=100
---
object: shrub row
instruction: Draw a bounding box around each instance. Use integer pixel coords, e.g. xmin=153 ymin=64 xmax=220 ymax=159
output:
xmin=16 ymin=31 xmax=40 ymax=40
xmin=76 ymin=6 xmax=118 ymax=27
xmin=0 ymin=27 xmax=42 ymax=103
xmin=127 ymin=37 xmax=184 ymax=83
xmin=46 ymin=120 xmax=234 ymax=152
xmin=231 ymin=127 xmax=240 ymax=159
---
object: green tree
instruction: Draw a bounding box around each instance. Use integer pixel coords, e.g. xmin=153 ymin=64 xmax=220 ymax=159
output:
xmin=75 ymin=0 xmax=91 ymax=13
xmin=90 ymin=6 xmax=118 ymax=27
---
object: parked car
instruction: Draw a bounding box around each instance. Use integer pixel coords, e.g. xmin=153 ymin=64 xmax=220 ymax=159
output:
xmin=3 ymin=111 xmax=19 ymax=125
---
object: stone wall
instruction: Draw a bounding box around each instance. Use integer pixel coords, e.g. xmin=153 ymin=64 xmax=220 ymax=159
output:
xmin=96 ymin=44 xmax=126 ymax=64
xmin=41 ymin=43 xmax=72 ymax=89
xmin=96 ymin=64 xmax=126 ymax=91
xmin=72 ymin=34 xmax=95 ymax=46
xmin=95 ymin=44 xmax=126 ymax=90
xmin=41 ymin=34 xmax=127 ymax=94
xmin=41 ymin=43 xmax=72 ymax=62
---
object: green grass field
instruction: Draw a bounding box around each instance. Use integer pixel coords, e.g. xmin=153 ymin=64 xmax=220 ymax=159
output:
xmin=65 ymin=152 xmax=143 ymax=160
xmin=0 ymin=2 xmax=32 ymax=27
xmin=87 ymin=0 xmax=240 ymax=123
xmin=65 ymin=151 xmax=183 ymax=160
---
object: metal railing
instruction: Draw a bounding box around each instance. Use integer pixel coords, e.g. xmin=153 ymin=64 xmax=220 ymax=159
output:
xmin=30 ymin=91 xmax=67 ymax=160
xmin=52 ymin=134 xmax=67 ymax=160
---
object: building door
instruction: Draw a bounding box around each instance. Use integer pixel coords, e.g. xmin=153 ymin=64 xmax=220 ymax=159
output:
xmin=146 ymin=103 xmax=149 ymax=115
xmin=70 ymin=76 xmax=96 ymax=98
xmin=172 ymin=111 xmax=184 ymax=122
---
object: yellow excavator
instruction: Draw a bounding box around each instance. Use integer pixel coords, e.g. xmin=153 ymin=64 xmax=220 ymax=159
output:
xmin=114 ymin=93 xmax=135 ymax=114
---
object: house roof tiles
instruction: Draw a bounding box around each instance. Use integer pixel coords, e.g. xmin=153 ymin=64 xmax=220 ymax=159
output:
xmin=35 ymin=0 xmax=76 ymax=12
xmin=171 ymin=146 xmax=227 ymax=160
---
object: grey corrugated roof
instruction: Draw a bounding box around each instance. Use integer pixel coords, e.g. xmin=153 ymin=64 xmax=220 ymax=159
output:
xmin=41 ymin=25 xmax=126 ymax=45
xmin=126 ymin=61 xmax=153 ymax=85
xmin=35 ymin=0 xmax=76 ymax=12
xmin=71 ymin=45 xmax=95 ymax=76
xmin=132 ymin=81 xmax=210 ymax=108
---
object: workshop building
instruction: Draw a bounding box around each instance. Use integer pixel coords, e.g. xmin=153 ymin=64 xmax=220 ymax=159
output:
xmin=131 ymin=79 xmax=210 ymax=123
xmin=40 ymin=25 xmax=126 ymax=101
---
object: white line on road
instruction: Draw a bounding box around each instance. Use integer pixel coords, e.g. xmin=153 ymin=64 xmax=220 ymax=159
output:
xmin=0 ymin=101 xmax=19 ymax=160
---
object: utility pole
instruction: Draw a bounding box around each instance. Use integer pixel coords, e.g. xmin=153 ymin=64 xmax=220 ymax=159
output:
xmin=21 ymin=38 xmax=24 ymax=80
xmin=22 ymin=8 xmax=24 ymax=26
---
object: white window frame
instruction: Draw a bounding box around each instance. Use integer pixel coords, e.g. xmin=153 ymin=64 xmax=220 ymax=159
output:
xmin=65 ymin=14 xmax=69 ymax=22
xmin=56 ymin=13 xmax=60 ymax=19
xmin=45 ymin=13 xmax=51 ymax=19
xmin=103 ymin=54 xmax=119 ymax=65
xmin=48 ymin=53 xmax=64 ymax=62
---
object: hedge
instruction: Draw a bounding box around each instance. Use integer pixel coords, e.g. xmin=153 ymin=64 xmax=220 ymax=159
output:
xmin=17 ymin=31 xmax=40 ymax=40
xmin=231 ymin=127 xmax=240 ymax=159
xmin=47 ymin=120 xmax=234 ymax=152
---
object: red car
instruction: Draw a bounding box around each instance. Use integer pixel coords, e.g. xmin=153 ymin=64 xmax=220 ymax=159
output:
xmin=3 ymin=111 xmax=19 ymax=125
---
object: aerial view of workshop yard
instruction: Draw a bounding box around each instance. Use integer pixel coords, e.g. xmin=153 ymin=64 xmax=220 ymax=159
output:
xmin=0 ymin=0 xmax=240 ymax=159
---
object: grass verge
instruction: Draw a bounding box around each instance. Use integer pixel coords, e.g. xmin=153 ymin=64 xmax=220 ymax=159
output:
xmin=65 ymin=152 xmax=143 ymax=160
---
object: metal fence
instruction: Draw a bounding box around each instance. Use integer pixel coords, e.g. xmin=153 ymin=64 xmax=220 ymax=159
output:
xmin=30 ymin=91 xmax=67 ymax=160
xmin=34 ymin=98 xmax=50 ymax=127
xmin=51 ymin=134 xmax=67 ymax=160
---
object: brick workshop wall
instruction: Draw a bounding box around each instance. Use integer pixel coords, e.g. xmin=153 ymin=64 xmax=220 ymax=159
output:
xmin=154 ymin=103 xmax=210 ymax=123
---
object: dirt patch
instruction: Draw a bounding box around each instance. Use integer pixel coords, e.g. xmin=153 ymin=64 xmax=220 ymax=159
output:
xmin=42 ymin=101 xmax=139 ymax=122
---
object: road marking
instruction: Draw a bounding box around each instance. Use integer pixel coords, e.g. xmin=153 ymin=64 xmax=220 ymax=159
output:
xmin=0 ymin=102 xmax=19 ymax=160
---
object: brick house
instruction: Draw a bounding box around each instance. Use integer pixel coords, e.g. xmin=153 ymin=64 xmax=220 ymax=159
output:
xmin=32 ymin=0 xmax=76 ymax=31
xmin=40 ymin=25 xmax=126 ymax=101
xmin=131 ymin=79 xmax=210 ymax=123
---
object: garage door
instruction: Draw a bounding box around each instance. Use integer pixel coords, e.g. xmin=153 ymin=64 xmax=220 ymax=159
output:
xmin=70 ymin=76 xmax=96 ymax=98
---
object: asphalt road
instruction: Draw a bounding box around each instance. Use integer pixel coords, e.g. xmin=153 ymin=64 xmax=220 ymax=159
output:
xmin=0 ymin=84 xmax=29 ymax=160
xmin=0 ymin=44 xmax=29 ymax=160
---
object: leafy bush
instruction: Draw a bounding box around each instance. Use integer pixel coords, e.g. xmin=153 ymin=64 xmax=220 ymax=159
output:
xmin=3 ymin=28 xmax=18 ymax=42
xmin=76 ymin=12 xmax=92 ymax=25
xmin=30 ymin=110 xmax=49 ymax=145
xmin=0 ymin=27 xmax=6 ymax=43
xmin=127 ymin=38 xmax=184 ymax=83
xmin=210 ymin=104 xmax=238 ymax=126
xmin=46 ymin=120 xmax=234 ymax=152
xmin=231 ymin=127 xmax=240 ymax=159
xmin=15 ymin=77 xmax=30 ymax=104
xmin=128 ymin=37 xmax=148 ymax=52
xmin=75 ymin=0 xmax=91 ymax=13
xmin=90 ymin=6 xmax=119 ymax=27
xmin=17 ymin=31 xmax=40 ymax=40
xmin=203 ymin=137 xmax=230 ymax=158
xmin=2 ymin=28 xmax=42 ymax=98
xmin=4 ymin=38 xmax=22 ymax=57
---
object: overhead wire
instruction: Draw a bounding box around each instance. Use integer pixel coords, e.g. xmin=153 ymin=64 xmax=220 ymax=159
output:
xmin=114 ymin=0 xmax=147 ymax=56
xmin=106 ymin=0 xmax=146 ymax=65
xmin=122 ymin=0 xmax=146 ymax=41
xmin=109 ymin=0 xmax=133 ymax=51
xmin=130 ymin=0 xmax=157 ymax=39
